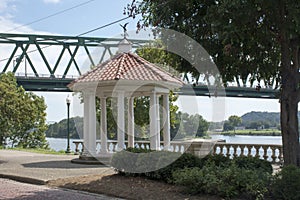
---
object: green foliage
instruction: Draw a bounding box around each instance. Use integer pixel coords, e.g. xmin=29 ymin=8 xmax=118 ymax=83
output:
xmin=241 ymin=111 xmax=281 ymax=130
xmin=270 ymin=165 xmax=300 ymax=200
xmin=233 ymin=156 xmax=273 ymax=174
xmin=128 ymin=0 xmax=300 ymax=166
xmin=0 ymin=73 xmax=48 ymax=149
xmin=7 ymin=147 xmax=67 ymax=155
xmin=223 ymin=115 xmax=242 ymax=131
xmin=46 ymin=116 xmax=82 ymax=139
xmin=201 ymin=154 xmax=231 ymax=168
xmin=113 ymin=148 xmax=275 ymax=199
xmin=220 ymin=129 xmax=281 ymax=136
xmin=171 ymin=112 xmax=209 ymax=139
xmin=172 ymin=162 xmax=271 ymax=199
xmin=112 ymin=148 xmax=202 ymax=182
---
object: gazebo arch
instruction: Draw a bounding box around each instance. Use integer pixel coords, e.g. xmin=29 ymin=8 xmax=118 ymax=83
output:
xmin=68 ymin=38 xmax=184 ymax=162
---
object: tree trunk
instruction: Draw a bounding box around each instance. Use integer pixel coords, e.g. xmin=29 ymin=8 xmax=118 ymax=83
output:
xmin=278 ymin=0 xmax=300 ymax=167
xmin=280 ymin=43 xmax=300 ymax=166
xmin=280 ymin=92 xmax=300 ymax=166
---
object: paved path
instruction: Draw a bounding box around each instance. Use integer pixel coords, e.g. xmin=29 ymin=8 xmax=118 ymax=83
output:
xmin=0 ymin=178 xmax=121 ymax=200
xmin=0 ymin=150 xmax=121 ymax=200
xmin=0 ymin=150 xmax=114 ymax=184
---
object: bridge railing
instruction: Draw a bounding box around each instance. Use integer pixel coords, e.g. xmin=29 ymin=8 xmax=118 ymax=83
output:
xmin=72 ymin=140 xmax=283 ymax=164
xmin=14 ymin=72 xmax=79 ymax=79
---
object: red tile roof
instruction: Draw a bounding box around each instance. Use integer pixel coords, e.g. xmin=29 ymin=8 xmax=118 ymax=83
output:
xmin=68 ymin=52 xmax=184 ymax=88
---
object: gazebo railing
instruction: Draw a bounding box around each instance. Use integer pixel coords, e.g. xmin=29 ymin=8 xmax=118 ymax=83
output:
xmin=72 ymin=140 xmax=283 ymax=164
xmin=73 ymin=140 xmax=189 ymax=155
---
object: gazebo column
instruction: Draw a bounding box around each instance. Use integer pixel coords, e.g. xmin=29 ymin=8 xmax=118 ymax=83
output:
xmin=150 ymin=91 xmax=159 ymax=150
xmin=156 ymin=95 xmax=161 ymax=150
xmin=100 ymin=97 xmax=108 ymax=154
xmin=117 ymin=91 xmax=125 ymax=151
xmin=127 ymin=97 xmax=135 ymax=148
xmin=82 ymin=91 xmax=97 ymax=157
xmin=163 ymin=94 xmax=171 ymax=150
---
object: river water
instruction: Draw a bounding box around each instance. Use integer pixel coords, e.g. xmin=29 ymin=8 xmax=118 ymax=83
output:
xmin=47 ymin=135 xmax=282 ymax=151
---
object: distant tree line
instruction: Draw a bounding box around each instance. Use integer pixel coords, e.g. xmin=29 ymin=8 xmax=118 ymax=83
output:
xmin=46 ymin=116 xmax=83 ymax=139
xmin=46 ymin=112 xmax=209 ymax=140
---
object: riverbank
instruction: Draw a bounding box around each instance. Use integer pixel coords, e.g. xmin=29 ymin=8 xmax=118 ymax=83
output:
xmin=210 ymin=129 xmax=281 ymax=136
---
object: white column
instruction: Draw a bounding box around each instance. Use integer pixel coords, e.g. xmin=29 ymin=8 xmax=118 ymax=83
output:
xmin=127 ymin=97 xmax=135 ymax=148
xmin=163 ymin=94 xmax=171 ymax=151
xmin=150 ymin=91 xmax=158 ymax=150
xmin=156 ymin=95 xmax=161 ymax=150
xmin=117 ymin=91 xmax=125 ymax=151
xmin=100 ymin=97 xmax=108 ymax=154
xmin=83 ymin=91 xmax=97 ymax=157
xmin=83 ymin=92 xmax=89 ymax=156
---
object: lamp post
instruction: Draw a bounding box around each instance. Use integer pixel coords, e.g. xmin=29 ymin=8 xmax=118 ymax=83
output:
xmin=66 ymin=95 xmax=71 ymax=153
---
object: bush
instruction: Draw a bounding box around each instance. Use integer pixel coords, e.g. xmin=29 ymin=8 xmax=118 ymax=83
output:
xmin=233 ymin=156 xmax=273 ymax=174
xmin=270 ymin=165 xmax=300 ymax=200
xmin=173 ymin=162 xmax=271 ymax=199
xmin=112 ymin=148 xmax=202 ymax=182
xmin=111 ymin=147 xmax=153 ymax=175
xmin=201 ymin=154 xmax=231 ymax=168
xmin=151 ymin=152 xmax=203 ymax=182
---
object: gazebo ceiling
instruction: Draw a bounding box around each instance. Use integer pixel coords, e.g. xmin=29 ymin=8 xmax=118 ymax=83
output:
xmin=68 ymin=52 xmax=184 ymax=93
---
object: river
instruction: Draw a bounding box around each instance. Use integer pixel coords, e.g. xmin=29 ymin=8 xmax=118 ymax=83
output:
xmin=47 ymin=135 xmax=282 ymax=151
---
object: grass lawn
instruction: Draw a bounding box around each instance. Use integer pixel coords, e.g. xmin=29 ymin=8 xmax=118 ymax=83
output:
xmin=211 ymin=129 xmax=281 ymax=136
xmin=4 ymin=147 xmax=70 ymax=155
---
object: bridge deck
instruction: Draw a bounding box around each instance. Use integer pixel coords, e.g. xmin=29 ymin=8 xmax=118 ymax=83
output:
xmin=16 ymin=76 xmax=279 ymax=98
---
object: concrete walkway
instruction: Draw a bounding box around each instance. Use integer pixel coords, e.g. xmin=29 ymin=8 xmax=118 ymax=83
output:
xmin=0 ymin=178 xmax=120 ymax=200
xmin=0 ymin=150 xmax=121 ymax=199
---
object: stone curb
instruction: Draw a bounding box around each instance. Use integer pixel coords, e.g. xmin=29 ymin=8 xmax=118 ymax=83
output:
xmin=0 ymin=174 xmax=46 ymax=185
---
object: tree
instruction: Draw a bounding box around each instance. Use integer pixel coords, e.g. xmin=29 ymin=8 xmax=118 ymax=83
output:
xmin=127 ymin=0 xmax=300 ymax=166
xmin=223 ymin=115 xmax=242 ymax=132
xmin=228 ymin=115 xmax=242 ymax=127
xmin=0 ymin=72 xmax=48 ymax=148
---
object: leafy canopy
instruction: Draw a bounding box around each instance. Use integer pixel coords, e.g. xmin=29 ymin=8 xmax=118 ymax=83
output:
xmin=0 ymin=72 xmax=48 ymax=148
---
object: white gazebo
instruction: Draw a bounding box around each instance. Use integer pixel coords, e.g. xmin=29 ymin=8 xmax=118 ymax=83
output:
xmin=68 ymin=38 xmax=184 ymax=162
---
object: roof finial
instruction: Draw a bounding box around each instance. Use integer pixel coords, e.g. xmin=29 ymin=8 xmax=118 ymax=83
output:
xmin=120 ymin=22 xmax=129 ymax=38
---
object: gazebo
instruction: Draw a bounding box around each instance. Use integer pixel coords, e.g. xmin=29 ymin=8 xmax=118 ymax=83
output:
xmin=68 ymin=38 xmax=184 ymax=161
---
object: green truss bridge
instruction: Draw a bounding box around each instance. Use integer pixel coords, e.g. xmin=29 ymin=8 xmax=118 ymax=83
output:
xmin=1 ymin=33 xmax=279 ymax=99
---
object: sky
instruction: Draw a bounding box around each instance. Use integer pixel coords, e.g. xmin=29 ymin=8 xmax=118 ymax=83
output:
xmin=0 ymin=0 xmax=282 ymax=123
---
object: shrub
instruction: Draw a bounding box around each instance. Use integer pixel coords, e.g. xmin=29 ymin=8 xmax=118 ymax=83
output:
xmin=112 ymin=148 xmax=203 ymax=182
xmin=270 ymin=165 xmax=300 ymax=200
xmin=233 ymin=156 xmax=273 ymax=174
xmin=151 ymin=152 xmax=202 ymax=182
xmin=173 ymin=162 xmax=271 ymax=199
xmin=201 ymin=154 xmax=231 ymax=168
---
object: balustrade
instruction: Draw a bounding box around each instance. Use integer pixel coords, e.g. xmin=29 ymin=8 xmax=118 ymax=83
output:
xmin=72 ymin=140 xmax=283 ymax=164
xmin=213 ymin=143 xmax=283 ymax=164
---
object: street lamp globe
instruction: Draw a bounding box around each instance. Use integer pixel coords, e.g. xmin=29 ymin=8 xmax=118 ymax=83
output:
xmin=66 ymin=95 xmax=71 ymax=104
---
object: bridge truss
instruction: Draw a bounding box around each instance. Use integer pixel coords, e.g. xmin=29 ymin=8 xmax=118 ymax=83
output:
xmin=0 ymin=33 xmax=279 ymax=98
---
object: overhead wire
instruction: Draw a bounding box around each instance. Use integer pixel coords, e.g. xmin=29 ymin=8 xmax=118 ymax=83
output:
xmin=0 ymin=0 xmax=172 ymax=63
xmin=5 ymin=0 xmax=96 ymax=33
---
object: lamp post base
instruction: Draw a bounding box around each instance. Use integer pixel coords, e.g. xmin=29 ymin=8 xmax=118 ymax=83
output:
xmin=65 ymin=148 xmax=71 ymax=154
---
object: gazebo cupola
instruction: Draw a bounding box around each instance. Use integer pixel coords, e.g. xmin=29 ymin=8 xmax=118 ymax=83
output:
xmin=68 ymin=37 xmax=184 ymax=159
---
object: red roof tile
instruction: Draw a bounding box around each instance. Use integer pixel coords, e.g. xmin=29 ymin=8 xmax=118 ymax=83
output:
xmin=68 ymin=52 xmax=183 ymax=88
